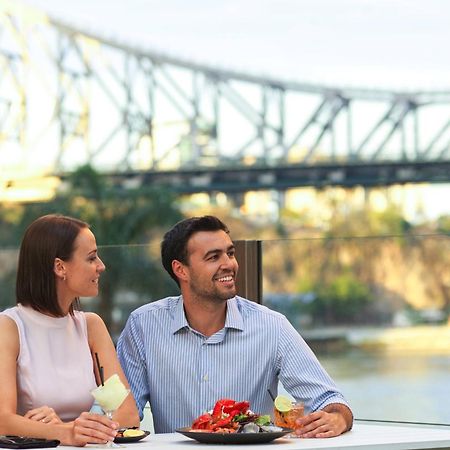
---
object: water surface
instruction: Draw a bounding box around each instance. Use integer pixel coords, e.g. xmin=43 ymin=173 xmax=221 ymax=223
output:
xmin=319 ymin=350 xmax=450 ymax=424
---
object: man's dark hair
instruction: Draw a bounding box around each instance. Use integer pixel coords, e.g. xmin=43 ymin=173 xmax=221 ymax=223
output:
xmin=16 ymin=214 xmax=89 ymax=317
xmin=161 ymin=215 xmax=230 ymax=286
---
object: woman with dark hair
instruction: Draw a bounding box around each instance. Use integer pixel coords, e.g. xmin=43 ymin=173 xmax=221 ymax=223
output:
xmin=0 ymin=214 xmax=139 ymax=446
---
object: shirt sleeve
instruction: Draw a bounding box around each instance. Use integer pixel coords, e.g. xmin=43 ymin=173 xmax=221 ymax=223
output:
xmin=276 ymin=315 xmax=351 ymax=413
xmin=117 ymin=313 xmax=150 ymax=420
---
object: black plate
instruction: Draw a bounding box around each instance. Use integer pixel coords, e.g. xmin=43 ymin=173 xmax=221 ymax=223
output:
xmin=176 ymin=427 xmax=293 ymax=444
xmin=114 ymin=430 xmax=150 ymax=443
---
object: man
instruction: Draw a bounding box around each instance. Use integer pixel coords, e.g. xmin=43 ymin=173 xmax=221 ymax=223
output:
xmin=117 ymin=215 xmax=353 ymax=437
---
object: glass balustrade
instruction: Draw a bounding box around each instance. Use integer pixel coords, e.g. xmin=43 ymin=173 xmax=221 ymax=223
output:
xmin=1 ymin=234 xmax=449 ymax=426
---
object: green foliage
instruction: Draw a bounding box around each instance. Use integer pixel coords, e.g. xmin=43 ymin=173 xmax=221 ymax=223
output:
xmin=0 ymin=248 xmax=18 ymax=310
xmin=436 ymin=215 xmax=450 ymax=234
xmin=325 ymin=204 xmax=411 ymax=238
xmin=302 ymin=273 xmax=374 ymax=325
xmin=0 ymin=165 xmax=183 ymax=330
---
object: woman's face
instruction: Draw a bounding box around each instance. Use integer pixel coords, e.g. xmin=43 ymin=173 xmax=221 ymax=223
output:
xmin=63 ymin=227 xmax=106 ymax=299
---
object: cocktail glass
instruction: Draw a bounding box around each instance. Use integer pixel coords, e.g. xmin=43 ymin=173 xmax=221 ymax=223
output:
xmin=274 ymin=401 xmax=304 ymax=437
xmin=91 ymin=374 xmax=130 ymax=447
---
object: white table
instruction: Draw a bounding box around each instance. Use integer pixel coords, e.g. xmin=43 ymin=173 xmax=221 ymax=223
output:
xmin=116 ymin=422 xmax=450 ymax=450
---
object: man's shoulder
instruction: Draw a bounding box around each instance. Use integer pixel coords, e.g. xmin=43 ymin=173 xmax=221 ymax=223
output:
xmin=235 ymin=296 xmax=286 ymax=322
xmin=129 ymin=296 xmax=180 ymax=320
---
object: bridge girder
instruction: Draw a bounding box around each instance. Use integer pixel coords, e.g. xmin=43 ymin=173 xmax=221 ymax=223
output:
xmin=1 ymin=2 xmax=450 ymax=191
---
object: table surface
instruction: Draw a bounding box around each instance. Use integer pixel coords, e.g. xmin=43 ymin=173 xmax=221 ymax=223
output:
xmin=91 ymin=421 xmax=450 ymax=450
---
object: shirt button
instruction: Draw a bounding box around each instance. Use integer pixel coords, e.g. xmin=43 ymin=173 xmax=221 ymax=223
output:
xmin=203 ymin=374 xmax=208 ymax=381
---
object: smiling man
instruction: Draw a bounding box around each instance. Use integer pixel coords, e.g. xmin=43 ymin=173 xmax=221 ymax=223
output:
xmin=117 ymin=216 xmax=353 ymax=436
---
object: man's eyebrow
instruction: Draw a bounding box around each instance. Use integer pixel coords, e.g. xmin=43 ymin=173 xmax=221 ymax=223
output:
xmin=204 ymin=245 xmax=235 ymax=259
xmin=88 ymin=249 xmax=98 ymax=255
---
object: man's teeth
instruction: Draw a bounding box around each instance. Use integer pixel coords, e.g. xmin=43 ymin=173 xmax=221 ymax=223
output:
xmin=217 ymin=276 xmax=233 ymax=282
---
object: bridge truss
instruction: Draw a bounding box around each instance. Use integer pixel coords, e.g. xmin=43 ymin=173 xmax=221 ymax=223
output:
xmin=1 ymin=2 xmax=450 ymax=194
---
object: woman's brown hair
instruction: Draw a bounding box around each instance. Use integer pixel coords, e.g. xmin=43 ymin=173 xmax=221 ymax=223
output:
xmin=16 ymin=214 xmax=89 ymax=317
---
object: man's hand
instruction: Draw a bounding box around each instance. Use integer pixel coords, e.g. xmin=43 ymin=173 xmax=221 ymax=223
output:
xmin=294 ymin=403 xmax=353 ymax=438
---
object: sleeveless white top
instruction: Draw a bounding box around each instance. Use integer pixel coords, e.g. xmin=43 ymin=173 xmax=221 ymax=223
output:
xmin=2 ymin=304 xmax=97 ymax=421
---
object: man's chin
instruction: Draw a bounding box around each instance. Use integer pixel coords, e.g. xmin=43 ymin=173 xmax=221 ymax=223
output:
xmin=213 ymin=289 xmax=236 ymax=302
xmin=222 ymin=288 xmax=237 ymax=300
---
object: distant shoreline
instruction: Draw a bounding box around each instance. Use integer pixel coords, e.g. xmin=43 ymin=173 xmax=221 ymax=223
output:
xmin=302 ymin=324 xmax=450 ymax=354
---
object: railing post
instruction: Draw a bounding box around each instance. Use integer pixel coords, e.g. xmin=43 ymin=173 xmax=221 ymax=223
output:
xmin=234 ymin=240 xmax=262 ymax=304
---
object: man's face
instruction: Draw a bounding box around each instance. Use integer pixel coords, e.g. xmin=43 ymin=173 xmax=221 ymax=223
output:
xmin=183 ymin=230 xmax=239 ymax=303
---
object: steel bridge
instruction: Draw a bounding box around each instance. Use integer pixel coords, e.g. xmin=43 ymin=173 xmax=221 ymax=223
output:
xmin=1 ymin=2 xmax=450 ymax=194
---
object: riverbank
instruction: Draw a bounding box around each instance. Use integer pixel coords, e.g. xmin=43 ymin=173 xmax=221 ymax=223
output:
xmin=302 ymin=324 xmax=450 ymax=354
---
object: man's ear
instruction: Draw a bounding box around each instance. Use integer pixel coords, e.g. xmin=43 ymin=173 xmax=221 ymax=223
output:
xmin=172 ymin=259 xmax=188 ymax=282
xmin=53 ymin=258 xmax=66 ymax=279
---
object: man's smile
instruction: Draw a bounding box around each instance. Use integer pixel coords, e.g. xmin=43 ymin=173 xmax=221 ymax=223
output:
xmin=215 ymin=275 xmax=234 ymax=283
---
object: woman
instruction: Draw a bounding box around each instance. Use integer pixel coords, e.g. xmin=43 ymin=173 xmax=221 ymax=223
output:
xmin=0 ymin=214 xmax=139 ymax=446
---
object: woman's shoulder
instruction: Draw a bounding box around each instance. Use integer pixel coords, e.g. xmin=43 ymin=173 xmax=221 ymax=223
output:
xmin=0 ymin=313 xmax=19 ymax=349
xmin=84 ymin=311 xmax=111 ymax=345
xmin=1 ymin=305 xmax=19 ymax=319
xmin=0 ymin=312 xmax=18 ymax=329
xmin=84 ymin=311 xmax=107 ymax=329
xmin=0 ymin=306 xmax=20 ymax=329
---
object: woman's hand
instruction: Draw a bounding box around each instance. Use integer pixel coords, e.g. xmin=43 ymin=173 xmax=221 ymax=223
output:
xmin=67 ymin=412 xmax=118 ymax=447
xmin=24 ymin=406 xmax=62 ymax=425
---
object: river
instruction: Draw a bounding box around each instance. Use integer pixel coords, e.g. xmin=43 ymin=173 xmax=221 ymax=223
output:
xmin=317 ymin=350 xmax=450 ymax=425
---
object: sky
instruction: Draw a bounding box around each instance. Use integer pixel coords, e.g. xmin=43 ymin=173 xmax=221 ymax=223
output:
xmin=20 ymin=0 xmax=450 ymax=90
xmin=12 ymin=0 xmax=450 ymax=220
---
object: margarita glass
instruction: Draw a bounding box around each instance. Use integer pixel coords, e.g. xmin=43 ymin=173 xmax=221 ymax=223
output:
xmin=91 ymin=374 xmax=130 ymax=447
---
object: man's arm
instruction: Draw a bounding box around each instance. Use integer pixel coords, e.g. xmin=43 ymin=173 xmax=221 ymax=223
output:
xmin=276 ymin=316 xmax=353 ymax=437
xmin=116 ymin=314 xmax=149 ymax=421
xmin=323 ymin=403 xmax=353 ymax=431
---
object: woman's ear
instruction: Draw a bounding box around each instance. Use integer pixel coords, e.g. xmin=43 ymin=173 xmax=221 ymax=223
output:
xmin=54 ymin=258 xmax=66 ymax=280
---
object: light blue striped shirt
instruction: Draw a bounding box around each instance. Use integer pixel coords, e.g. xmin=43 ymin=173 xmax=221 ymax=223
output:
xmin=117 ymin=296 xmax=350 ymax=433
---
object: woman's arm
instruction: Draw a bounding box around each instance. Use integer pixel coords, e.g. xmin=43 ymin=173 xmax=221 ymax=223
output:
xmin=86 ymin=313 xmax=140 ymax=427
xmin=0 ymin=315 xmax=118 ymax=446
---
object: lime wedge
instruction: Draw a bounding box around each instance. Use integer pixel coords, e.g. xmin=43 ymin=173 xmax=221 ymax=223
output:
xmin=274 ymin=395 xmax=292 ymax=412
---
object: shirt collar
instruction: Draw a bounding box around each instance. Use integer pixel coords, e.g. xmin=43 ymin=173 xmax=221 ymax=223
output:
xmin=170 ymin=295 xmax=244 ymax=334
xmin=171 ymin=296 xmax=190 ymax=334
xmin=224 ymin=297 xmax=244 ymax=331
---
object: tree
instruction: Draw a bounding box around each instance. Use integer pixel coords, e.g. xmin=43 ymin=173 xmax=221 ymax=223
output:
xmin=0 ymin=165 xmax=182 ymax=332
xmin=305 ymin=273 xmax=374 ymax=325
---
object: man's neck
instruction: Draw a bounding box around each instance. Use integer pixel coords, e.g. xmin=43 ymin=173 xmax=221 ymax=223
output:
xmin=182 ymin=294 xmax=227 ymax=337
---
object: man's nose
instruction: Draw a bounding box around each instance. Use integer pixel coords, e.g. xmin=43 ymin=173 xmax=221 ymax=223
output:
xmin=221 ymin=254 xmax=237 ymax=269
